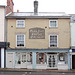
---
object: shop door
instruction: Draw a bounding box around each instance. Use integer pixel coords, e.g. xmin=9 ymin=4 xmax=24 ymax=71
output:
xmin=47 ymin=54 xmax=57 ymax=68
xmin=7 ymin=53 xmax=14 ymax=68
xmin=72 ymin=55 xmax=75 ymax=69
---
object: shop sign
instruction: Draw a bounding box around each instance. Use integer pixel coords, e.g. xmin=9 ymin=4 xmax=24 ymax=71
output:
xmin=29 ymin=28 xmax=45 ymax=39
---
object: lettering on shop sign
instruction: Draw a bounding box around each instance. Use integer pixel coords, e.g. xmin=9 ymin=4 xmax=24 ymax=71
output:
xmin=29 ymin=28 xmax=45 ymax=39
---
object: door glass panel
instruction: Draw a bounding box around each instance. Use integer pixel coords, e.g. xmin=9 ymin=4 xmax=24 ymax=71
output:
xmin=48 ymin=54 xmax=57 ymax=67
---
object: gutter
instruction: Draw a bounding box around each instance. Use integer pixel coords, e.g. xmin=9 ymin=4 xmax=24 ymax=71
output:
xmin=6 ymin=16 xmax=71 ymax=19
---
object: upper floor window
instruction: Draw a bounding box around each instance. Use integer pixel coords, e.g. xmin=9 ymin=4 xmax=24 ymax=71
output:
xmin=16 ymin=35 xmax=25 ymax=47
xmin=16 ymin=20 xmax=25 ymax=28
xmin=49 ymin=35 xmax=58 ymax=47
xmin=49 ymin=20 xmax=58 ymax=27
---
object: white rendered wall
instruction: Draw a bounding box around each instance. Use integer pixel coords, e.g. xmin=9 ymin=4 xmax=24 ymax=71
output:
xmin=70 ymin=23 xmax=75 ymax=46
xmin=1 ymin=48 xmax=4 ymax=68
xmin=0 ymin=7 xmax=5 ymax=42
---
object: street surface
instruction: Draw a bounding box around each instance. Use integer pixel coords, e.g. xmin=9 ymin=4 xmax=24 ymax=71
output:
xmin=0 ymin=72 xmax=75 ymax=75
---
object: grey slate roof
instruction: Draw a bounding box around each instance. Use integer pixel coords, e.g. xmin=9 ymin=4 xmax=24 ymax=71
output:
xmin=6 ymin=12 xmax=71 ymax=19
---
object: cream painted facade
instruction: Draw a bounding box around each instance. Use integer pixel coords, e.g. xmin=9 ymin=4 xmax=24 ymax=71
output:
xmin=7 ymin=18 xmax=70 ymax=49
xmin=0 ymin=6 xmax=5 ymax=42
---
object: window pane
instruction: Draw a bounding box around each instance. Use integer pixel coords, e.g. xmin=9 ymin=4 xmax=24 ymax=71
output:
xmin=17 ymin=35 xmax=24 ymax=47
xmin=50 ymin=35 xmax=57 ymax=47
xmin=17 ymin=20 xmax=24 ymax=27
xmin=50 ymin=20 xmax=57 ymax=27
xmin=15 ymin=52 xmax=21 ymax=64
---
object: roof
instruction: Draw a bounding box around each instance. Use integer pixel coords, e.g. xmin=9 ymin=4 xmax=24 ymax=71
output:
xmin=6 ymin=12 xmax=71 ymax=19
xmin=69 ymin=14 xmax=75 ymax=22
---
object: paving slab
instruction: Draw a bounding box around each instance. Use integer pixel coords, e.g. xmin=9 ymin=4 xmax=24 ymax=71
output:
xmin=0 ymin=68 xmax=75 ymax=73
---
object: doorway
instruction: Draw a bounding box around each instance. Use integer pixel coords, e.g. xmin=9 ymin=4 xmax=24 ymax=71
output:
xmin=72 ymin=55 xmax=75 ymax=69
xmin=47 ymin=54 xmax=57 ymax=68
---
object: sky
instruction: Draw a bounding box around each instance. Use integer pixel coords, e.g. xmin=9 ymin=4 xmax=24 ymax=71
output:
xmin=0 ymin=0 xmax=75 ymax=14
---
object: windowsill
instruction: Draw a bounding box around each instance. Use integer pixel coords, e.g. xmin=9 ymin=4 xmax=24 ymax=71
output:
xmin=48 ymin=47 xmax=58 ymax=49
xmin=15 ymin=47 xmax=26 ymax=49
xmin=49 ymin=27 xmax=58 ymax=29
xmin=16 ymin=27 xmax=25 ymax=29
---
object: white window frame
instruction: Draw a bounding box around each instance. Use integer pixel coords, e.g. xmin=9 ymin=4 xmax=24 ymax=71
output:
xmin=49 ymin=20 xmax=58 ymax=27
xmin=16 ymin=20 xmax=25 ymax=28
xmin=49 ymin=35 xmax=58 ymax=47
xmin=16 ymin=35 xmax=25 ymax=47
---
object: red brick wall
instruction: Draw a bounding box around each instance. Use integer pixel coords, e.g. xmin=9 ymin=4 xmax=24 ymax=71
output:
xmin=6 ymin=0 xmax=14 ymax=14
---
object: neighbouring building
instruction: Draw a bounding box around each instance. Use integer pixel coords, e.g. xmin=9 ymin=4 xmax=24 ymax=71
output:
xmin=70 ymin=14 xmax=75 ymax=69
xmin=0 ymin=0 xmax=13 ymax=68
xmin=6 ymin=0 xmax=71 ymax=69
xmin=0 ymin=5 xmax=8 ymax=68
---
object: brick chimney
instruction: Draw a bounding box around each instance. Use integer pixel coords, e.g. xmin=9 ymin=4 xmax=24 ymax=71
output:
xmin=17 ymin=10 xmax=19 ymax=12
xmin=34 ymin=0 xmax=38 ymax=14
xmin=6 ymin=0 xmax=14 ymax=14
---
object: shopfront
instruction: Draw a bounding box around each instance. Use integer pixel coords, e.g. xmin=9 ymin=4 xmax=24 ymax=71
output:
xmin=6 ymin=49 xmax=70 ymax=69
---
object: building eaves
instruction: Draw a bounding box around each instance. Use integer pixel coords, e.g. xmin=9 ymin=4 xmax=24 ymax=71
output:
xmin=6 ymin=12 xmax=71 ymax=19
xmin=6 ymin=16 xmax=71 ymax=19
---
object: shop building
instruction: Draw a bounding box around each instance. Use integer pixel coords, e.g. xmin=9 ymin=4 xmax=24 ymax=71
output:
xmin=6 ymin=0 xmax=71 ymax=69
xmin=0 ymin=5 xmax=10 ymax=68
xmin=70 ymin=14 xmax=75 ymax=69
xmin=0 ymin=0 xmax=14 ymax=68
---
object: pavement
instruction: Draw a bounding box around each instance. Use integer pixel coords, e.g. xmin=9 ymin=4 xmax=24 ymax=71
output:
xmin=0 ymin=68 xmax=75 ymax=73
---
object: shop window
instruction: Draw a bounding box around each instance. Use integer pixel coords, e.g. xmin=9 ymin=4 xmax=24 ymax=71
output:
xmin=59 ymin=53 xmax=68 ymax=64
xmin=36 ymin=53 xmax=47 ymax=64
xmin=15 ymin=52 xmax=21 ymax=64
xmin=15 ymin=52 xmax=32 ymax=65
xmin=59 ymin=53 xmax=65 ymax=61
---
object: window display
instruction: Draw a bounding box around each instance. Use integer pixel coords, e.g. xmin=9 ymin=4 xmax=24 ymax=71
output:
xmin=15 ymin=52 xmax=32 ymax=65
xmin=36 ymin=53 xmax=47 ymax=64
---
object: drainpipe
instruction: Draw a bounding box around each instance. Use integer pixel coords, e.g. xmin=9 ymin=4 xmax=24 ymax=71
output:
xmin=68 ymin=51 xmax=70 ymax=70
xmin=5 ymin=6 xmax=7 ymax=68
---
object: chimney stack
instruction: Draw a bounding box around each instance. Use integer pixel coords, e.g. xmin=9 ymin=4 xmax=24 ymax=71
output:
xmin=6 ymin=0 xmax=14 ymax=14
xmin=34 ymin=0 xmax=38 ymax=14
